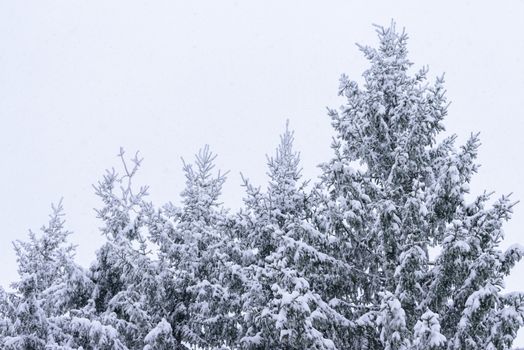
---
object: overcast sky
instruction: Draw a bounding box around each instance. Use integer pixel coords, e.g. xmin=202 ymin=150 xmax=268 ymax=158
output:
xmin=1 ymin=0 xmax=524 ymax=344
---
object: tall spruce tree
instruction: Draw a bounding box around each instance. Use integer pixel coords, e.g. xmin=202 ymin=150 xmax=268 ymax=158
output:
xmin=86 ymin=149 xmax=169 ymax=349
xmin=150 ymin=146 xmax=240 ymax=349
xmin=0 ymin=201 xmax=94 ymax=349
xmin=322 ymin=22 xmax=524 ymax=349
xmin=239 ymin=124 xmax=349 ymax=349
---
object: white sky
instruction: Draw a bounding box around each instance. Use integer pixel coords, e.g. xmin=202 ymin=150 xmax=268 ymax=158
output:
xmin=1 ymin=0 xmax=524 ymax=345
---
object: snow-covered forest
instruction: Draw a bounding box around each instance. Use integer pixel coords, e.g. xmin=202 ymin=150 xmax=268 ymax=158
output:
xmin=1 ymin=23 xmax=523 ymax=350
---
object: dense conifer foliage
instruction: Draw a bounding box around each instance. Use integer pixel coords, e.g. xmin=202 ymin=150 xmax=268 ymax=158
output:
xmin=1 ymin=23 xmax=523 ymax=349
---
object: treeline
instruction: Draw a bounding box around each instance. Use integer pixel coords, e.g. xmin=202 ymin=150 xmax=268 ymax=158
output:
xmin=1 ymin=23 xmax=523 ymax=350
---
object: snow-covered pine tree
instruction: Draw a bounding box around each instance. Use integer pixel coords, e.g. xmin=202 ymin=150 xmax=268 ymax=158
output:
xmin=0 ymin=200 xmax=93 ymax=349
xmin=322 ymin=22 xmax=524 ymax=349
xmin=86 ymin=149 xmax=168 ymax=349
xmin=150 ymin=146 xmax=240 ymax=349
xmin=238 ymin=124 xmax=350 ymax=349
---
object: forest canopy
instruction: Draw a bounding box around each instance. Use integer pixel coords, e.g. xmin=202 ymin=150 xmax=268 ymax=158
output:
xmin=1 ymin=23 xmax=523 ymax=350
